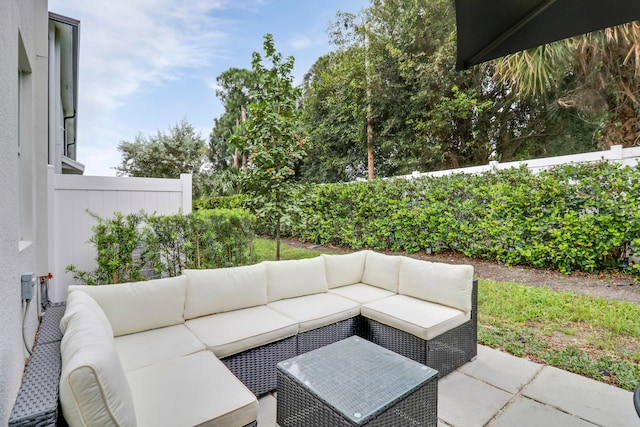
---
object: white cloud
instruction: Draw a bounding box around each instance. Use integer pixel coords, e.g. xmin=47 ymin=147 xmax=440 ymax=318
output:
xmin=47 ymin=0 xmax=236 ymax=175
xmin=44 ymin=0 xmax=365 ymax=176
xmin=50 ymin=0 xmax=229 ymax=114
xmin=289 ymin=34 xmax=312 ymax=49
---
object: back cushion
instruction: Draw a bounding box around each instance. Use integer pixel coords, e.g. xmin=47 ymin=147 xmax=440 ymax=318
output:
xmin=398 ymin=256 xmax=474 ymax=312
xmin=60 ymin=290 xmax=114 ymax=337
xmin=183 ymin=263 xmax=267 ymax=319
xmin=361 ymin=251 xmax=401 ymax=292
xmin=266 ymin=256 xmax=328 ymax=302
xmin=68 ymin=275 xmax=187 ymax=336
xmin=322 ymin=251 xmax=367 ymax=288
xmin=59 ymin=303 xmax=137 ymax=427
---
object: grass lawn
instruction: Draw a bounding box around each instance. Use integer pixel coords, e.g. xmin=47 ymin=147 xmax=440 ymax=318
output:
xmin=253 ymin=237 xmax=327 ymax=261
xmin=255 ymin=238 xmax=640 ymax=391
xmin=479 ymin=279 xmax=640 ymax=391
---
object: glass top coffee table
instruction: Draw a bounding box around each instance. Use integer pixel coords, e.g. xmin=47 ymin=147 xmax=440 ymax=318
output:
xmin=277 ymin=336 xmax=438 ymax=426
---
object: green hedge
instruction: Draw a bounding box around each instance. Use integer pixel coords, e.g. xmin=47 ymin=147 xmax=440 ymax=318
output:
xmin=193 ymin=194 xmax=248 ymax=210
xmin=67 ymin=208 xmax=257 ymax=285
xmin=291 ymin=162 xmax=640 ymax=275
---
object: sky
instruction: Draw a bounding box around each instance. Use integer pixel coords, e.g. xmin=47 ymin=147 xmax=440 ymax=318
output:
xmin=48 ymin=0 xmax=370 ymax=176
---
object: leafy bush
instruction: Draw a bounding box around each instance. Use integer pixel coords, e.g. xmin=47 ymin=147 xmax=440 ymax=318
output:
xmin=194 ymin=194 xmax=248 ymax=211
xmin=67 ymin=208 xmax=256 ymax=285
xmin=290 ymin=162 xmax=640 ymax=275
xmin=66 ymin=211 xmax=150 ymax=286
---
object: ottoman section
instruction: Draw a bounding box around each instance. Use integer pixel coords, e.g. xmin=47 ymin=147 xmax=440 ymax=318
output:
xmin=186 ymin=305 xmax=299 ymax=396
xmin=114 ymin=324 xmax=205 ymax=372
xmin=127 ymin=351 xmax=258 ymax=427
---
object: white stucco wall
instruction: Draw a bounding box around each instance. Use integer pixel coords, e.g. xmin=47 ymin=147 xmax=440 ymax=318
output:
xmin=0 ymin=0 xmax=50 ymax=424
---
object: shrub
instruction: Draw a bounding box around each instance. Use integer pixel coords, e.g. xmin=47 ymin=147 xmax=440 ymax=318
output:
xmin=194 ymin=194 xmax=248 ymax=211
xmin=67 ymin=208 xmax=256 ymax=285
xmin=66 ymin=211 xmax=149 ymax=286
xmin=290 ymin=162 xmax=640 ymax=275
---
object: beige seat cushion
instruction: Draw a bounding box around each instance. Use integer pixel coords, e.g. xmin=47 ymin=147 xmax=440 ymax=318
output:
xmin=183 ymin=263 xmax=267 ymax=319
xmin=186 ymin=305 xmax=298 ymax=358
xmin=68 ymin=275 xmax=187 ymax=336
xmin=361 ymin=294 xmax=469 ymax=340
xmin=361 ymin=250 xmax=401 ymax=292
xmin=59 ymin=301 xmax=136 ymax=427
xmin=127 ymin=351 xmax=258 ymax=427
xmin=268 ymin=293 xmax=361 ymax=333
xmin=114 ymin=324 xmax=205 ymax=372
xmin=265 ymin=256 xmax=328 ymax=302
xmin=322 ymin=251 xmax=367 ymax=288
xmin=329 ymin=283 xmax=396 ymax=304
xmin=399 ymin=256 xmax=474 ymax=313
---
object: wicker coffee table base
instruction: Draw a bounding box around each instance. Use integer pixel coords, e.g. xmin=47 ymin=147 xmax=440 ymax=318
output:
xmin=277 ymin=351 xmax=438 ymax=427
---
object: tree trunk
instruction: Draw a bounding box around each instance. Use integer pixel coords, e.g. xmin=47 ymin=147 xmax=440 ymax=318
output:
xmin=365 ymin=22 xmax=374 ymax=180
xmin=276 ymin=217 xmax=281 ymax=261
xmin=241 ymin=108 xmax=248 ymax=170
xmin=367 ymin=113 xmax=374 ymax=180
xmin=233 ymin=118 xmax=240 ymax=168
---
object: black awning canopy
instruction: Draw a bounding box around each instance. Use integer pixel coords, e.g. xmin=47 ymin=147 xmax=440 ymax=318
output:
xmin=455 ymin=0 xmax=640 ymax=70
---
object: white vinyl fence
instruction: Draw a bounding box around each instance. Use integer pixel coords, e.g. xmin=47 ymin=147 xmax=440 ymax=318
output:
xmin=399 ymin=145 xmax=640 ymax=179
xmin=48 ymin=169 xmax=192 ymax=302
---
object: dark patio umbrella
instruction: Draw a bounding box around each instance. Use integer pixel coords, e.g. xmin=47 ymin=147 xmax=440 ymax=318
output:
xmin=455 ymin=0 xmax=640 ymax=70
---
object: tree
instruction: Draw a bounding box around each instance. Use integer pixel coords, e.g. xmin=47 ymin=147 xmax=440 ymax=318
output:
xmin=116 ymin=118 xmax=210 ymax=197
xmin=300 ymin=0 xmax=597 ymax=179
xmin=302 ymin=9 xmax=413 ymax=181
xmin=494 ymin=22 xmax=640 ymax=149
xmin=239 ymin=34 xmax=307 ymax=259
xmin=301 ymin=49 xmax=369 ymax=182
xmin=210 ymin=68 xmax=259 ymax=171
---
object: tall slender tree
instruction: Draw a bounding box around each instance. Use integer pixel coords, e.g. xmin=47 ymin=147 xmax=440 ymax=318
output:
xmin=239 ymin=34 xmax=307 ymax=259
xmin=210 ymin=68 xmax=258 ymax=171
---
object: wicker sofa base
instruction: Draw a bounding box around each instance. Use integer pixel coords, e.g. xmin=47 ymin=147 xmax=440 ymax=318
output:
xmin=359 ymin=317 xmax=476 ymax=376
xmin=297 ymin=317 xmax=358 ymax=355
xmin=222 ymin=335 xmax=298 ymax=396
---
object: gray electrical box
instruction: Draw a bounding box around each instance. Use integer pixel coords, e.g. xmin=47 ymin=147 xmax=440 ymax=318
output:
xmin=21 ymin=272 xmax=36 ymax=301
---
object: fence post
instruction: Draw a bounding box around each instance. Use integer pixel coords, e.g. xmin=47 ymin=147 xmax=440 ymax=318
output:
xmin=610 ymin=145 xmax=623 ymax=162
xmin=180 ymin=174 xmax=193 ymax=214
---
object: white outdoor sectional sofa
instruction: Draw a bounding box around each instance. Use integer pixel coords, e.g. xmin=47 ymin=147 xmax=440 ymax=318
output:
xmin=56 ymin=250 xmax=477 ymax=427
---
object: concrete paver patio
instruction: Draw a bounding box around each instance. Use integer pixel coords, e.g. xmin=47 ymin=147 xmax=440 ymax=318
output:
xmin=257 ymin=345 xmax=639 ymax=427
